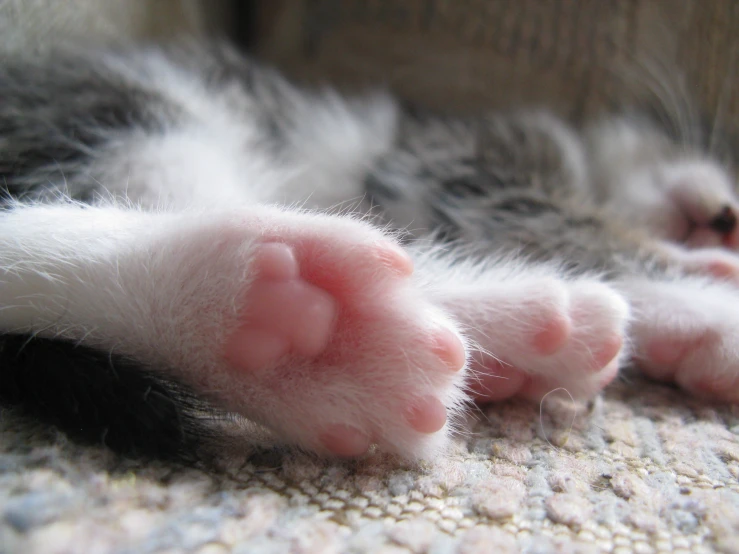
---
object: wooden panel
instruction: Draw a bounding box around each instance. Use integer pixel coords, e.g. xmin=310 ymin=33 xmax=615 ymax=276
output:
xmin=252 ymin=0 xmax=739 ymax=123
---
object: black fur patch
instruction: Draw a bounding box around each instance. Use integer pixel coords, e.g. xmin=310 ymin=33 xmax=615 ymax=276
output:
xmin=0 ymin=335 xmax=217 ymax=463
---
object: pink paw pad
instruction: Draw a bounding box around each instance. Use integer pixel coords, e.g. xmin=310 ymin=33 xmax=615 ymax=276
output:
xmin=596 ymin=359 xmax=620 ymax=388
xmin=320 ymin=425 xmax=372 ymax=457
xmin=532 ymin=314 xmax=571 ymax=356
xmin=667 ymin=246 xmax=739 ymax=285
xmin=405 ymin=396 xmax=447 ymax=434
xmin=705 ymin=260 xmax=739 ymax=280
xmin=156 ymin=213 xmax=468 ymax=460
xmin=374 ymin=242 xmax=415 ymax=277
xmin=224 ymin=242 xmax=338 ymax=372
xmin=433 ymin=328 xmax=466 ymax=372
xmin=469 ymin=357 xmax=528 ymax=402
xmin=590 ymin=334 xmax=623 ymax=372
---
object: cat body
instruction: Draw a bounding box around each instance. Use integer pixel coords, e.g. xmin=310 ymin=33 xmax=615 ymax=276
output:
xmin=1 ymin=43 xmax=738 ymax=461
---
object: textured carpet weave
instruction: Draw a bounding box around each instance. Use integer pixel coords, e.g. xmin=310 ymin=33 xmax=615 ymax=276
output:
xmin=2 ymin=376 xmax=738 ymax=553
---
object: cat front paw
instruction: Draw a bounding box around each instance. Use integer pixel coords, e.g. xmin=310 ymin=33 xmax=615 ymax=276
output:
xmin=627 ymin=280 xmax=739 ymax=403
xmin=467 ymin=278 xmax=629 ymax=402
xmin=145 ymin=210 xmax=468 ymax=459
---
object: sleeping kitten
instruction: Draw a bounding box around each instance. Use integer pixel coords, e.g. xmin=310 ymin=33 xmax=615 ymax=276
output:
xmin=1 ymin=43 xmax=737 ymax=461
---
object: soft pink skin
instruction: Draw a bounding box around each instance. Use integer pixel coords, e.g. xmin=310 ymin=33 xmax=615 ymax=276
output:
xmin=223 ymin=241 xmax=464 ymax=457
xmin=469 ymin=297 xmax=625 ymax=404
xmin=532 ymin=314 xmax=571 ymax=356
xmin=225 ymin=243 xmax=337 ymax=372
xmin=433 ymin=328 xmax=467 ymax=372
xmin=225 ymin=242 xmax=418 ymax=373
xmin=405 ymin=396 xmax=448 ymax=434
xmin=319 ymin=425 xmax=371 ymax=458
xmin=469 ymin=359 xmax=529 ymax=401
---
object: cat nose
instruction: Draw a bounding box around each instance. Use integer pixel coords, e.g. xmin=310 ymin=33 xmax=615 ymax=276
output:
xmin=709 ymin=205 xmax=737 ymax=235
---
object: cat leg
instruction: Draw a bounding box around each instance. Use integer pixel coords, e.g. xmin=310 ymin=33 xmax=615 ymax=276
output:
xmin=0 ymin=203 xmax=467 ymax=459
xmin=658 ymin=242 xmax=739 ymax=284
xmin=617 ymin=276 xmax=739 ymax=402
xmin=411 ymin=248 xmax=630 ymax=402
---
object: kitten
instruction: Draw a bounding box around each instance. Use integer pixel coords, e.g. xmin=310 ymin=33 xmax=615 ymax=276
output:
xmin=1 ymin=43 xmax=737 ymax=462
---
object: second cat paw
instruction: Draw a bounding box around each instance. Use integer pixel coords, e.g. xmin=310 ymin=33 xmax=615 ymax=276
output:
xmin=455 ymin=277 xmax=629 ymax=402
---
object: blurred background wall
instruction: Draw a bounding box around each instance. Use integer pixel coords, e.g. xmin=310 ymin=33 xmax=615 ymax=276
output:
xmin=2 ymin=0 xmax=737 ymax=124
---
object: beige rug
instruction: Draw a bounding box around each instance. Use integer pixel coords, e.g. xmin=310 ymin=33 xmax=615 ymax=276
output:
xmin=2 ymin=374 xmax=738 ymax=554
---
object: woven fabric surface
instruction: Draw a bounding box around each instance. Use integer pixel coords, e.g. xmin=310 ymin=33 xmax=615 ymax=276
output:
xmin=2 ymin=376 xmax=739 ymax=553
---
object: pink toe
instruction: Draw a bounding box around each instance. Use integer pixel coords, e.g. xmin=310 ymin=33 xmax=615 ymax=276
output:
xmin=532 ymin=314 xmax=571 ymax=356
xmin=256 ymin=243 xmax=299 ymax=281
xmin=374 ymin=242 xmax=414 ymax=277
xmin=432 ymin=328 xmax=466 ymax=372
xmin=597 ymin=360 xmax=620 ymax=388
xmin=706 ymin=260 xmax=739 ymax=280
xmin=224 ymin=327 xmax=290 ymax=372
xmin=592 ymin=334 xmax=623 ymax=371
xmin=405 ymin=396 xmax=447 ymax=434
xmin=686 ymin=378 xmax=739 ymax=403
xmin=646 ymin=339 xmax=685 ymax=366
xmin=320 ymin=425 xmax=371 ymax=457
xmin=470 ymin=358 xmax=527 ymax=402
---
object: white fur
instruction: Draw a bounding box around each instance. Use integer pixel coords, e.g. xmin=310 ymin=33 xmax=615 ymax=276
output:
xmin=4 ymin=52 xmax=739 ymax=459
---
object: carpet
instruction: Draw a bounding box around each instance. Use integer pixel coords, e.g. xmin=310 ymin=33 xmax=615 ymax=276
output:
xmin=2 ymin=375 xmax=738 ymax=554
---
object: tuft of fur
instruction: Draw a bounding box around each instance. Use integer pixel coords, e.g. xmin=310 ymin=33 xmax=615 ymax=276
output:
xmin=0 ymin=334 xmax=219 ymax=463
